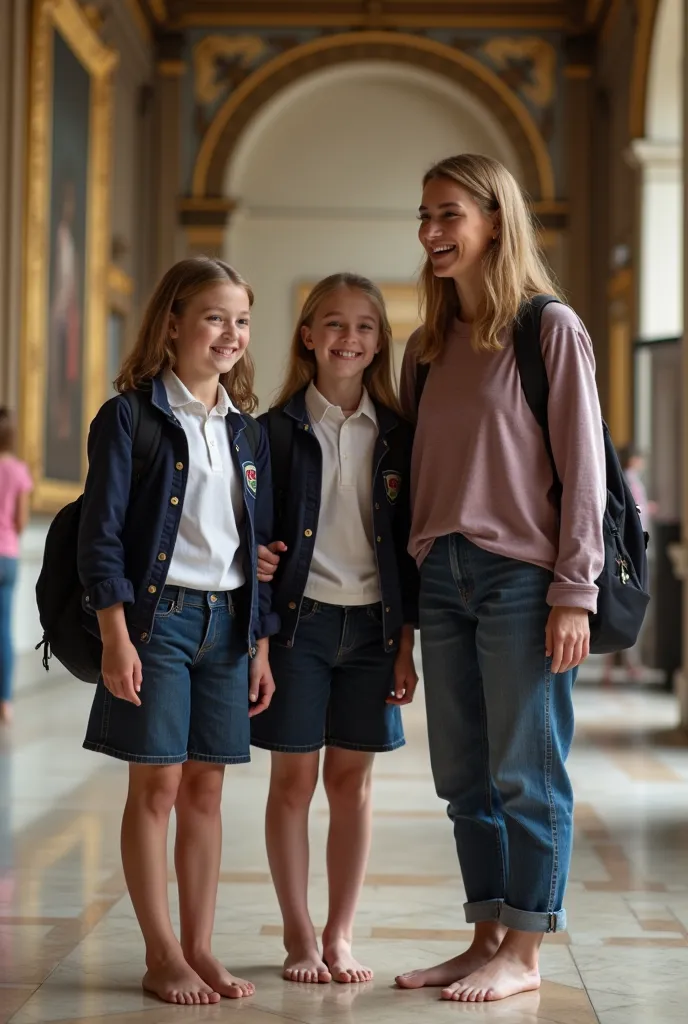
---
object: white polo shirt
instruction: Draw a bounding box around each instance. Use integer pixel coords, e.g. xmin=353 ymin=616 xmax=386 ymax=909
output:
xmin=304 ymin=382 xmax=381 ymax=606
xmin=164 ymin=370 xmax=245 ymax=591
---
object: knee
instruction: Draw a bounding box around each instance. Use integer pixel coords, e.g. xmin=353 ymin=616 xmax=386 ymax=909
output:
xmin=177 ymin=766 xmax=225 ymax=817
xmin=323 ymin=761 xmax=373 ymax=809
xmin=129 ymin=766 xmax=182 ymax=818
xmin=269 ymin=760 xmax=318 ymax=810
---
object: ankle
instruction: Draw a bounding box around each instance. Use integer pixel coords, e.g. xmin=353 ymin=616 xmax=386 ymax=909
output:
xmin=145 ymin=943 xmax=184 ymax=969
xmin=498 ymin=931 xmax=542 ymax=970
xmin=322 ymin=930 xmax=352 ymax=949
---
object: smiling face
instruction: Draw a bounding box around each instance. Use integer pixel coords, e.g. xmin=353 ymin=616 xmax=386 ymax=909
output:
xmin=169 ymin=282 xmax=251 ymax=382
xmin=301 ymin=286 xmax=382 ymax=384
xmin=418 ymin=176 xmax=497 ymax=282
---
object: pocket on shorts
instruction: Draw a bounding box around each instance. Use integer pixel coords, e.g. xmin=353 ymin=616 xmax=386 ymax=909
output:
xmin=154 ymin=597 xmax=177 ymax=618
xmin=298 ymin=597 xmax=319 ymax=623
xmin=365 ymin=602 xmax=383 ymax=625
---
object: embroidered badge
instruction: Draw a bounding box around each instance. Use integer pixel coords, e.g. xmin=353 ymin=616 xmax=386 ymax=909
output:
xmin=383 ymin=471 xmax=402 ymax=504
xmin=242 ymin=462 xmax=257 ymax=497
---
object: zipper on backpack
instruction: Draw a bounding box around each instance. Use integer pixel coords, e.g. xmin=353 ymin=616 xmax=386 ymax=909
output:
xmin=616 ymin=557 xmax=630 ymax=585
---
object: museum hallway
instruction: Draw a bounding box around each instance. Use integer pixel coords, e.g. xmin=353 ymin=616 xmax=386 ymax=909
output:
xmin=0 ymin=666 xmax=687 ymax=1024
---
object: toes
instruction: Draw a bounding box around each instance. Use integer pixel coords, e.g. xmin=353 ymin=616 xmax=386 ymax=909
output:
xmin=200 ymin=993 xmax=209 ymax=1005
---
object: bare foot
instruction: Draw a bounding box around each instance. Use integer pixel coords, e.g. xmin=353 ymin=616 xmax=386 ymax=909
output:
xmin=323 ymin=938 xmax=373 ymax=984
xmin=396 ymin=937 xmax=502 ymax=989
xmin=283 ymin=946 xmax=332 ymax=984
xmin=142 ymin=958 xmax=221 ymax=1005
xmin=186 ymin=950 xmax=255 ymax=998
xmin=442 ymin=949 xmax=541 ymax=1002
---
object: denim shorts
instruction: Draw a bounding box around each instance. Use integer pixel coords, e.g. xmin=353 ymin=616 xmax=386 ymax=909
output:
xmin=83 ymin=586 xmax=250 ymax=765
xmin=251 ymin=599 xmax=405 ymax=754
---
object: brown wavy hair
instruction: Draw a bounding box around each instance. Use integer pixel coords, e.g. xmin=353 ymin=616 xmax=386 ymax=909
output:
xmin=115 ymin=257 xmax=258 ymax=412
xmin=273 ymin=273 xmax=401 ymax=414
xmin=417 ymin=153 xmax=562 ymax=362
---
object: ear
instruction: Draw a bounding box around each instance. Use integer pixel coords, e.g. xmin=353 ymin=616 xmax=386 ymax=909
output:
xmin=168 ymin=313 xmax=179 ymax=340
xmin=301 ymin=324 xmax=314 ymax=350
xmin=491 ymin=210 xmax=501 ymax=240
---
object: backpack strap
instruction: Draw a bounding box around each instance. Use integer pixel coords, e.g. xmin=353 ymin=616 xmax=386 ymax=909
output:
xmin=241 ymin=414 xmax=261 ymax=459
xmin=512 ymin=294 xmax=562 ymax=502
xmin=266 ymin=407 xmax=295 ymax=524
xmin=415 ymin=362 xmax=430 ymax=413
xmin=124 ymin=389 xmax=162 ymax=486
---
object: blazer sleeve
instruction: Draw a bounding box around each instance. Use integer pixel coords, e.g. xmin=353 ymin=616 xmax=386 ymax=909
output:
xmin=252 ymin=420 xmax=281 ymax=639
xmin=77 ymin=396 xmax=136 ymax=611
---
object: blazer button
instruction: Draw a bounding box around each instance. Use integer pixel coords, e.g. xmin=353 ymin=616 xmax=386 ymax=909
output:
xmin=140 ymin=632 xmax=149 ymax=641
xmin=375 ymin=503 xmax=380 ymax=510
xmin=158 ymin=552 xmax=167 ymax=561
xmin=210 ymin=594 xmax=218 ymax=603
xmin=148 ymin=585 xmax=157 ymax=594
xmin=385 ymin=606 xmax=390 ymax=613
xmin=235 ymin=444 xmax=240 ymax=452
xmin=170 ymin=497 xmax=179 ymax=506
xmin=377 ymin=536 xmax=382 ymax=543
xmin=388 ymin=639 xmax=394 ymax=646
xmin=304 ymin=529 xmax=313 ymax=538
xmin=303 ymin=424 xmax=310 ymax=431
xmin=175 ymin=461 xmax=183 ymax=470
xmin=288 ymin=601 xmax=297 ymax=610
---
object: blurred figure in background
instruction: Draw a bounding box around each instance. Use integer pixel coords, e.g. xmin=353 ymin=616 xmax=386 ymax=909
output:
xmin=0 ymin=410 xmax=32 ymax=724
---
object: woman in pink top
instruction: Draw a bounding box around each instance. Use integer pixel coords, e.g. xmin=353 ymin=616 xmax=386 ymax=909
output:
xmin=394 ymin=156 xmax=605 ymax=1002
xmin=0 ymin=410 xmax=32 ymax=724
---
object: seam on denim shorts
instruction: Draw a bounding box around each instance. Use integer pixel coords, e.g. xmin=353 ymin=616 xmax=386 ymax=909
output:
xmin=193 ymin=605 xmax=219 ymax=666
xmin=325 ymin=736 xmax=406 ymax=752
xmin=448 ymin=534 xmax=473 ymax=612
xmin=82 ymin=741 xmax=187 ymax=764
xmin=544 ymin=657 xmax=560 ymax=914
xmin=336 ymin=607 xmax=356 ymax=660
xmin=100 ymin=687 xmax=112 ymax=742
xmin=250 ymin=738 xmax=325 ymax=753
xmin=187 ymin=751 xmax=250 ymax=764
xmin=479 ymin=677 xmax=507 ymax=895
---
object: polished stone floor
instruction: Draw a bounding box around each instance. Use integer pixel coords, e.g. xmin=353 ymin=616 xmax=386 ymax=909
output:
xmin=1 ymin=663 xmax=687 ymax=1024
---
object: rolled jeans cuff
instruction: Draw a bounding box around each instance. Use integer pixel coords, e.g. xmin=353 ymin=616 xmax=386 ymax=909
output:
xmin=464 ymin=900 xmax=566 ymax=934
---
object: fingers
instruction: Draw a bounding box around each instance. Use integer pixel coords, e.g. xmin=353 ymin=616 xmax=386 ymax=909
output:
xmin=268 ymin=541 xmax=288 ymax=555
xmin=248 ymin=688 xmax=274 ymax=717
xmin=133 ymin=658 xmax=143 ymax=695
xmin=545 ymin=621 xmax=553 ymax=659
xmin=551 ymin=636 xmax=564 ymax=675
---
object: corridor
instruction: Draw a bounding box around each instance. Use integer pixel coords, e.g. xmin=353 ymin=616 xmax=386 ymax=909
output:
xmin=1 ymin=669 xmax=687 ymax=1024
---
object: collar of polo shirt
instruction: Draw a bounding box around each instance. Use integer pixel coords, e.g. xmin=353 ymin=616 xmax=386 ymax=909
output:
xmin=305 ymin=380 xmax=376 ymax=425
xmin=163 ymin=368 xmax=238 ymax=416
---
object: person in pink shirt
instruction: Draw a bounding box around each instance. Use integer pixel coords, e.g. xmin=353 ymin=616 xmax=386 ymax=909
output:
xmin=394 ymin=155 xmax=605 ymax=1002
xmin=0 ymin=410 xmax=32 ymax=724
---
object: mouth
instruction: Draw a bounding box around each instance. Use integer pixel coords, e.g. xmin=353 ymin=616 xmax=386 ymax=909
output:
xmin=429 ymin=243 xmax=457 ymax=259
xmin=331 ymin=350 xmax=362 ymax=360
xmin=210 ymin=345 xmax=239 ymax=359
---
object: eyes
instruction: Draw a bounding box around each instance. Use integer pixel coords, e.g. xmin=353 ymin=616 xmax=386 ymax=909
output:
xmin=325 ymin=320 xmax=375 ymax=331
xmin=417 ymin=212 xmax=461 ymax=223
xmin=206 ymin=314 xmax=250 ymax=327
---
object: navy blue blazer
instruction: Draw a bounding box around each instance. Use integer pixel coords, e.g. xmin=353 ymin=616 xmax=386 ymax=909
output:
xmin=259 ymin=387 xmax=419 ymax=652
xmin=77 ymin=376 xmax=279 ymax=655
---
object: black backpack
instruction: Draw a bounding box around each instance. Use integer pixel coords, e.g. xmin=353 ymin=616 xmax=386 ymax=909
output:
xmin=415 ymin=295 xmax=650 ymax=655
xmin=36 ymin=390 xmax=260 ymax=683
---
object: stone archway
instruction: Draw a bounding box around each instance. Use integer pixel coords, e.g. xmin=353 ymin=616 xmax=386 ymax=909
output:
xmin=190 ymin=30 xmax=556 ymax=204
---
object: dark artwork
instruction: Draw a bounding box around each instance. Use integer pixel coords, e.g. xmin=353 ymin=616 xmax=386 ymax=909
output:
xmin=45 ymin=30 xmax=90 ymax=484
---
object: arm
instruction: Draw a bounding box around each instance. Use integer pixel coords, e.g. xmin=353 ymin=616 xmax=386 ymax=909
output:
xmin=252 ymin=421 xmax=281 ymax=639
xmin=543 ymin=310 xmax=606 ymax=615
xmin=77 ymin=396 xmax=136 ymax=610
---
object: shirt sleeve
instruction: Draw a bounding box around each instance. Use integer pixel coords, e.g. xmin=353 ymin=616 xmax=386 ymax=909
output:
xmin=541 ymin=307 xmax=606 ymax=613
xmin=19 ymin=462 xmax=33 ymax=493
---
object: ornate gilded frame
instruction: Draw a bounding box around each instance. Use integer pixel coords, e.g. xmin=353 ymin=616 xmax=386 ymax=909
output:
xmin=20 ymin=0 xmax=117 ymax=512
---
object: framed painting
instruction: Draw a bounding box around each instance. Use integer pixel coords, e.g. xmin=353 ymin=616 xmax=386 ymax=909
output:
xmin=20 ymin=0 xmax=117 ymax=512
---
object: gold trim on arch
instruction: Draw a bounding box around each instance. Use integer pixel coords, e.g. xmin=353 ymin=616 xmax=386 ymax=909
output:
xmin=629 ymin=0 xmax=662 ymax=139
xmin=191 ymin=31 xmax=556 ymax=202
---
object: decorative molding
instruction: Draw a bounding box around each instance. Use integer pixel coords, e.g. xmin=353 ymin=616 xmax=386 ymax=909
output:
xmin=108 ymin=265 xmax=134 ymax=297
xmin=157 ymin=59 xmax=186 ymax=77
xmin=600 ymin=0 xmax=623 ymax=43
xmin=480 ymin=36 xmax=556 ymax=108
xmin=124 ymin=0 xmax=151 ymax=44
xmin=629 ymin=0 xmax=662 ymax=139
xmin=149 ymin=0 xmax=167 ymax=22
xmin=173 ymin=11 xmax=566 ymax=31
xmin=626 ymin=138 xmax=682 ymax=170
xmin=191 ymin=31 xmax=556 ymax=204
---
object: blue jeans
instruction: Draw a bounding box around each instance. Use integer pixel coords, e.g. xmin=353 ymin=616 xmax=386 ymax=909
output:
xmin=420 ymin=535 xmax=575 ymax=933
xmin=0 ymin=557 xmax=18 ymax=703
xmin=84 ymin=586 xmax=250 ymax=764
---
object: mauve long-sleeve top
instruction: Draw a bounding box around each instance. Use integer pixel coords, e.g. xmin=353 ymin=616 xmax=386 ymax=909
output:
xmin=399 ymin=302 xmax=606 ymax=613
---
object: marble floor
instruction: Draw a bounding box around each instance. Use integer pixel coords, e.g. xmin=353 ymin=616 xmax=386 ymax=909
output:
xmin=1 ymin=664 xmax=688 ymax=1024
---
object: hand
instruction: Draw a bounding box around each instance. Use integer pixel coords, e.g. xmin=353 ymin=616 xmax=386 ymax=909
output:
xmin=257 ymin=541 xmax=287 ymax=583
xmin=101 ymin=638 xmax=143 ymax=705
xmin=387 ymin=627 xmax=418 ymax=705
xmin=545 ymin=606 xmax=590 ymax=674
xmin=248 ymin=640 xmax=275 ymax=717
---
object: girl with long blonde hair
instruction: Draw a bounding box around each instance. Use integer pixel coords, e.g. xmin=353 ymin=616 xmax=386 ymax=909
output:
xmin=395 ymin=155 xmax=606 ymax=1002
xmin=79 ymin=256 xmax=278 ymax=1004
xmin=252 ymin=273 xmax=419 ymax=985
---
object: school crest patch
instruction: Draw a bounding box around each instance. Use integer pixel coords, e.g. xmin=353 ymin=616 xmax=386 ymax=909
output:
xmin=242 ymin=462 xmax=257 ymax=497
xmin=383 ymin=471 xmax=402 ymax=504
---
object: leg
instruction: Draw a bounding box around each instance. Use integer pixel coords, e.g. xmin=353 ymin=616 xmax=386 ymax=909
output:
xmin=0 ymin=558 xmax=18 ymax=723
xmin=122 ymin=764 xmax=220 ymax=1005
xmin=175 ymin=761 xmax=254 ymax=997
xmin=396 ymin=537 xmax=507 ymax=990
xmin=266 ymin=751 xmax=330 ymax=983
xmin=444 ymin=547 xmax=574 ymax=1002
xmin=321 ymin=747 xmax=375 ymax=983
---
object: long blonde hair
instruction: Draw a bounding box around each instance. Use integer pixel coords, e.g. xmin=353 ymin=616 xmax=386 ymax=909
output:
xmin=273 ymin=273 xmax=401 ymax=414
xmin=417 ymin=154 xmax=561 ymax=361
xmin=116 ymin=256 xmax=258 ymax=412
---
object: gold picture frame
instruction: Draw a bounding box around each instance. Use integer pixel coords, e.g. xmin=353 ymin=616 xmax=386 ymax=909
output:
xmin=295 ymin=281 xmax=421 ymax=345
xmin=20 ymin=0 xmax=117 ymax=513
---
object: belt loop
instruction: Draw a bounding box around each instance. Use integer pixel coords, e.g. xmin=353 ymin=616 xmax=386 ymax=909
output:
xmin=175 ymin=587 xmax=185 ymax=613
